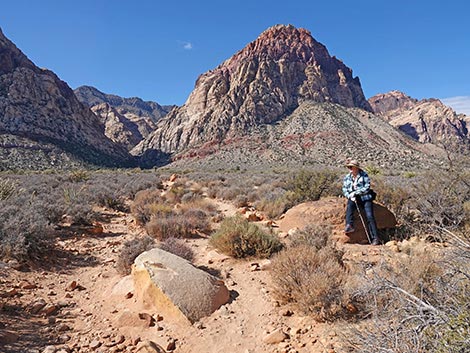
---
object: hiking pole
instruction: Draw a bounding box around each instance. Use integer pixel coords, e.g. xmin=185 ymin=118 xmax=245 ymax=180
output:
xmin=354 ymin=198 xmax=372 ymax=244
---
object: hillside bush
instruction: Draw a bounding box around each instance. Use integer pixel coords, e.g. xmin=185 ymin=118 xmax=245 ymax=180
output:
xmin=270 ymin=243 xmax=348 ymax=321
xmin=158 ymin=237 xmax=195 ymax=262
xmin=284 ymin=169 xmax=341 ymax=205
xmin=116 ymin=235 xmax=156 ymax=275
xmin=344 ymin=239 xmax=470 ymax=353
xmin=209 ymin=216 xmax=283 ymax=258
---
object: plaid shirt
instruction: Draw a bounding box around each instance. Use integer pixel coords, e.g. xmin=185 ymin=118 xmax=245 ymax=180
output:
xmin=342 ymin=170 xmax=373 ymax=201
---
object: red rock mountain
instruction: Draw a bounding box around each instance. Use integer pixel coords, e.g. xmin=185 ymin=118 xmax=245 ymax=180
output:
xmin=369 ymin=91 xmax=469 ymax=145
xmin=0 ymin=28 xmax=135 ymax=169
xmin=133 ymin=24 xmax=372 ymax=155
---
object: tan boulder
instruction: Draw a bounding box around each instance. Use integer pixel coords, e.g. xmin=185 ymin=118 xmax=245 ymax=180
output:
xmin=132 ymin=248 xmax=230 ymax=323
xmin=278 ymin=197 xmax=396 ymax=244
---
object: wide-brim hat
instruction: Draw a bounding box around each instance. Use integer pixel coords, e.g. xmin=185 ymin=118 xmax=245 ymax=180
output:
xmin=345 ymin=159 xmax=361 ymax=168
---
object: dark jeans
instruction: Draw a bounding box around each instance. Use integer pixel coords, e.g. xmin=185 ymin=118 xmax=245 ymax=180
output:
xmin=346 ymin=199 xmax=379 ymax=241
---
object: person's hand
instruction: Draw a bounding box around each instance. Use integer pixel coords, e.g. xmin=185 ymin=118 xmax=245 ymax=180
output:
xmin=350 ymin=196 xmax=356 ymax=202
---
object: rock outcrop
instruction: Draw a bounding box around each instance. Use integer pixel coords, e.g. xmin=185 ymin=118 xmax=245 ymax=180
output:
xmin=132 ymin=248 xmax=230 ymax=323
xmin=369 ymin=91 xmax=469 ymax=145
xmin=0 ymin=28 xmax=135 ymax=169
xmin=90 ymin=103 xmax=144 ymax=150
xmin=133 ymin=24 xmax=372 ymax=156
xmin=277 ymin=197 xmax=397 ymax=245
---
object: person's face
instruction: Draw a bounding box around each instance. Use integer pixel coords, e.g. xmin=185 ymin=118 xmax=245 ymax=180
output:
xmin=349 ymin=166 xmax=359 ymax=174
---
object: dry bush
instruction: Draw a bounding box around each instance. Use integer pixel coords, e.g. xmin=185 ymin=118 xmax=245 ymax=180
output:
xmin=158 ymin=237 xmax=195 ymax=262
xmin=344 ymin=241 xmax=470 ymax=353
xmin=0 ymin=197 xmax=53 ymax=262
xmin=289 ymin=224 xmax=333 ymax=250
xmin=270 ymin=243 xmax=348 ymax=321
xmin=131 ymin=188 xmax=167 ymax=225
xmin=0 ymin=178 xmax=20 ymax=201
xmin=254 ymin=187 xmax=291 ymax=219
xmin=209 ymin=216 xmax=283 ymax=258
xmin=116 ymin=235 xmax=156 ymax=275
xmin=146 ymin=211 xmax=208 ymax=240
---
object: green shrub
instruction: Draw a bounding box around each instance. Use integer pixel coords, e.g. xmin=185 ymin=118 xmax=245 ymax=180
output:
xmin=209 ymin=216 xmax=283 ymax=258
xmin=285 ymin=169 xmax=341 ymax=205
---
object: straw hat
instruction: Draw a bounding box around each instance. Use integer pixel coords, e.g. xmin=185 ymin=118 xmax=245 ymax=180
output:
xmin=345 ymin=159 xmax=361 ymax=168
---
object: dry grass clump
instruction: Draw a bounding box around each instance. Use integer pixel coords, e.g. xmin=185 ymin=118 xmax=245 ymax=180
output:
xmin=270 ymin=225 xmax=349 ymax=322
xmin=344 ymin=242 xmax=470 ymax=353
xmin=116 ymin=235 xmax=156 ymax=275
xmin=209 ymin=216 xmax=283 ymax=258
xmin=158 ymin=237 xmax=195 ymax=262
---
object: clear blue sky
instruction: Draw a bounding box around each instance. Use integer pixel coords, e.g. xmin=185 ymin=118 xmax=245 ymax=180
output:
xmin=1 ymin=0 xmax=469 ymax=113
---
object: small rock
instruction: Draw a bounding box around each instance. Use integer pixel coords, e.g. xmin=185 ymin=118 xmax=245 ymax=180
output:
xmin=125 ymin=292 xmax=133 ymax=299
xmin=135 ymin=340 xmax=166 ymax=353
xmin=263 ymin=328 xmax=289 ymax=344
xmin=42 ymin=304 xmax=59 ymax=316
xmin=279 ymin=309 xmax=293 ymax=317
xmin=166 ymin=338 xmax=177 ymax=351
xmin=30 ymin=299 xmax=47 ymax=314
xmin=89 ymin=340 xmax=101 ymax=350
xmin=6 ymin=288 xmax=18 ymax=297
xmin=138 ymin=312 xmax=156 ymax=327
xmin=65 ymin=281 xmax=77 ymax=292
xmin=42 ymin=346 xmax=56 ymax=353
xmin=21 ymin=281 xmax=37 ymax=289
xmin=58 ymin=334 xmax=71 ymax=343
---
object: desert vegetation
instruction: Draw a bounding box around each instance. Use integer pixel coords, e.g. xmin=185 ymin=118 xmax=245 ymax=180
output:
xmin=1 ymin=162 xmax=469 ymax=352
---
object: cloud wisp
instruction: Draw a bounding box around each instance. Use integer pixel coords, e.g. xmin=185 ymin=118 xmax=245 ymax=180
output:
xmin=442 ymin=96 xmax=470 ymax=115
xmin=178 ymin=40 xmax=193 ymax=50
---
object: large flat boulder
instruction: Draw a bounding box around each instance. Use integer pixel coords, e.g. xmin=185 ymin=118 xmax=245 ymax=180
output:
xmin=278 ymin=197 xmax=396 ymax=244
xmin=132 ymin=248 xmax=230 ymax=323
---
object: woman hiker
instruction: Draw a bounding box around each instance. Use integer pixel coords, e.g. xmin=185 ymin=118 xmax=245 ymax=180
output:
xmin=342 ymin=159 xmax=381 ymax=245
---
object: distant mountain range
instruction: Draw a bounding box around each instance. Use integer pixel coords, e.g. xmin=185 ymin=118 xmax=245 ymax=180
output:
xmin=0 ymin=25 xmax=467 ymax=171
xmin=0 ymin=28 xmax=135 ymax=170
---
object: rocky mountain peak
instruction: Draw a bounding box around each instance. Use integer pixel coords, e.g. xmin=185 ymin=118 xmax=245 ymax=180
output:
xmin=368 ymin=90 xmax=418 ymax=116
xmin=134 ymin=24 xmax=371 ymax=156
xmin=369 ymin=91 xmax=469 ymax=145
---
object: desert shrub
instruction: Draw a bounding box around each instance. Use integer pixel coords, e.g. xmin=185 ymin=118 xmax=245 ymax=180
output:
xmin=289 ymin=224 xmax=333 ymax=250
xmin=234 ymin=194 xmax=249 ymax=208
xmin=116 ymin=235 xmax=156 ymax=275
xmin=131 ymin=188 xmax=167 ymax=225
xmin=254 ymin=187 xmax=291 ymax=219
xmin=284 ymin=169 xmax=342 ymax=205
xmin=209 ymin=216 xmax=283 ymax=258
xmin=0 ymin=198 xmax=52 ymax=262
xmin=344 ymin=241 xmax=470 ymax=353
xmin=145 ymin=206 xmax=210 ymax=240
xmin=364 ymin=165 xmax=382 ymax=176
xmin=0 ymin=178 xmax=21 ymax=200
xmin=158 ymin=237 xmax=195 ymax=262
xmin=68 ymin=170 xmax=90 ymax=183
xmin=270 ymin=243 xmax=348 ymax=321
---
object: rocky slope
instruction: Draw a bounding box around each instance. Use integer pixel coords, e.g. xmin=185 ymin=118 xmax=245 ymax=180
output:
xmin=133 ymin=24 xmax=372 ymax=157
xmin=369 ymin=91 xmax=469 ymax=146
xmin=0 ymin=28 xmax=135 ymax=169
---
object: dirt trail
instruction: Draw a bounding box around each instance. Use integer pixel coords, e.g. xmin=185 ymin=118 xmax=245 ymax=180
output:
xmin=1 ymin=196 xmax=348 ymax=353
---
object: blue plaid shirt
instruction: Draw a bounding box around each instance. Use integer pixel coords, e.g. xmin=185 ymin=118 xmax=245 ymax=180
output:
xmin=342 ymin=170 xmax=373 ymax=201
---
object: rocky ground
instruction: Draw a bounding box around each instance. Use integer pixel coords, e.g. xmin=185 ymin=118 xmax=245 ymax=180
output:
xmin=0 ymin=184 xmax=436 ymax=353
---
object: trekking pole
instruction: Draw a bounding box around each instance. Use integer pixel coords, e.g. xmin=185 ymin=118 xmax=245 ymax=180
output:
xmin=354 ymin=198 xmax=372 ymax=244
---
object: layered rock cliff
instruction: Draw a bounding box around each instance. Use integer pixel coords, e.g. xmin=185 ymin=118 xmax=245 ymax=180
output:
xmin=133 ymin=24 xmax=372 ymax=155
xmin=369 ymin=91 xmax=469 ymax=145
xmin=0 ymin=28 xmax=135 ymax=169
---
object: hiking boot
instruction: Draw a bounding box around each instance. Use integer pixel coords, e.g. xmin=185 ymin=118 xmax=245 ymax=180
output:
xmin=371 ymin=238 xmax=381 ymax=245
xmin=344 ymin=224 xmax=355 ymax=233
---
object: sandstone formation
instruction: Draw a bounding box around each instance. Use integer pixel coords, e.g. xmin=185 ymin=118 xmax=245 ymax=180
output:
xmin=0 ymin=28 xmax=135 ymax=169
xmin=91 ymin=103 xmax=144 ymax=150
xmin=277 ymin=197 xmax=397 ymax=245
xmin=369 ymin=91 xmax=469 ymax=146
xmin=132 ymin=248 xmax=230 ymax=323
xmin=133 ymin=24 xmax=372 ymax=156
xmin=75 ymin=85 xmax=174 ymax=145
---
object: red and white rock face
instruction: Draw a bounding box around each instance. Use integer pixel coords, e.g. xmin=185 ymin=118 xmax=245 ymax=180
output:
xmin=369 ymin=91 xmax=470 ymax=145
xmin=134 ymin=24 xmax=372 ymax=155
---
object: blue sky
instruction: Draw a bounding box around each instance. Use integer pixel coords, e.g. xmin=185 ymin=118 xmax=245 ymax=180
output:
xmin=1 ymin=0 xmax=469 ymax=114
